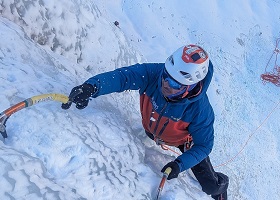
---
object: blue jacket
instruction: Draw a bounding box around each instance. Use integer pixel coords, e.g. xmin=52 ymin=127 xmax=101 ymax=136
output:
xmin=85 ymin=62 xmax=214 ymax=171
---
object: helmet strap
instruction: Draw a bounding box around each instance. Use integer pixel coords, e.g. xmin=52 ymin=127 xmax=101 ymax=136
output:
xmin=181 ymin=85 xmax=190 ymax=98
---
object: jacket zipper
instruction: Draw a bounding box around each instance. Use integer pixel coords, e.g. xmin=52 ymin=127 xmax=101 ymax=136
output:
xmin=153 ymin=102 xmax=168 ymax=137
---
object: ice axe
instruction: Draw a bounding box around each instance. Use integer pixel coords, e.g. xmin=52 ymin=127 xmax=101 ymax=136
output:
xmin=155 ymin=167 xmax=172 ymax=200
xmin=0 ymin=90 xmax=81 ymax=139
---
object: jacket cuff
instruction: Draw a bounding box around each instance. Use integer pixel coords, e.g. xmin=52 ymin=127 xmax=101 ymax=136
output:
xmin=174 ymin=158 xmax=184 ymax=172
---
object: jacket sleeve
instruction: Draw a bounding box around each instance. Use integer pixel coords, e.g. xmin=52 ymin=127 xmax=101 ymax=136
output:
xmin=84 ymin=63 xmax=163 ymax=97
xmin=176 ymin=99 xmax=215 ymax=171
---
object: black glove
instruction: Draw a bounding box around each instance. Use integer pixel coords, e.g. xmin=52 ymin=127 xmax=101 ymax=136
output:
xmin=161 ymin=160 xmax=181 ymax=180
xmin=62 ymin=83 xmax=96 ymax=110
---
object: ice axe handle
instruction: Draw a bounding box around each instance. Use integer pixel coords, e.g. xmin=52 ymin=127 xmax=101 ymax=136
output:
xmin=61 ymin=88 xmax=82 ymax=110
xmin=163 ymin=167 xmax=172 ymax=177
xmin=155 ymin=167 xmax=172 ymax=200
xmin=160 ymin=167 xmax=172 ymax=187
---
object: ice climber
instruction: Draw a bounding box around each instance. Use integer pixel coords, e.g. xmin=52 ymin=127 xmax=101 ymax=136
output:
xmin=63 ymin=44 xmax=229 ymax=200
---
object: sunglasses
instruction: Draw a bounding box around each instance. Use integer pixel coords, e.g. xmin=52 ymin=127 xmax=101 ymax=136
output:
xmin=162 ymin=69 xmax=198 ymax=101
xmin=162 ymin=69 xmax=196 ymax=91
xmin=162 ymin=69 xmax=183 ymax=89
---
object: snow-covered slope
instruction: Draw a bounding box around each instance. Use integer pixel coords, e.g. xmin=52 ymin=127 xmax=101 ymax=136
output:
xmin=1 ymin=0 xmax=280 ymax=199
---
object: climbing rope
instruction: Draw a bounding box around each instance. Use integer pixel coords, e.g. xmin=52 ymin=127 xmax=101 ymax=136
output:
xmin=261 ymin=38 xmax=280 ymax=86
xmin=214 ymin=100 xmax=280 ymax=168
xmin=160 ymin=38 xmax=280 ymax=167
xmin=160 ymin=99 xmax=280 ymax=168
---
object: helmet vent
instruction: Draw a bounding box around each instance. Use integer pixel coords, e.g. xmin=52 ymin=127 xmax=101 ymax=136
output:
xmin=202 ymin=66 xmax=207 ymax=74
xmin=195 ymin=71 xmax=202 ymax=79
xmin=180 ymin=71 xmax=193 ymax=81
xmin=168 ymin=56 xmax=174 ymax=65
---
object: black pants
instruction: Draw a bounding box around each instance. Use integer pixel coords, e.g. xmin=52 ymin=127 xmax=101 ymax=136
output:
xmin=178 ymin=145 xmax=229 ymax=196
xmin=191 ymin=156 xmax=229 ymax=196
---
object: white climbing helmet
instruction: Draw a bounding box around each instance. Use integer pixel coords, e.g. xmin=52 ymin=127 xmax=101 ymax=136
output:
xmin=165 ymin=44 xmax=209 ymax=85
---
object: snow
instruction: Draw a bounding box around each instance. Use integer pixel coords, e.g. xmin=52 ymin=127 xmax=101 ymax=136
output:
xmin=1 ymin=0 xmax=280 ymax=199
